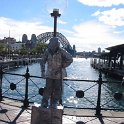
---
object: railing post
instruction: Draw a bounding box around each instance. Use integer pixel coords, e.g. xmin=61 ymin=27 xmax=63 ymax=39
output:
xmin=0 ymin=66 xmax=3 ymax=101
xmin=23 ymin=67 xmax=30 ymax=108
xmin=95 ymin=70 xmax=102 ymax=116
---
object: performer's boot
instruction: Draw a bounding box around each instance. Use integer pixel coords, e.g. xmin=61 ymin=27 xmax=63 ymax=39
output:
xmin=41 ymin=98 xmax=48 ymax=108
xmin=51 ymin=100 xmax=58 ymax=109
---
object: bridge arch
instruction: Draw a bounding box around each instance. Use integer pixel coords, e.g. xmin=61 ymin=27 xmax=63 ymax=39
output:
xmin=37 ymin=32 xmax=72 ymax=49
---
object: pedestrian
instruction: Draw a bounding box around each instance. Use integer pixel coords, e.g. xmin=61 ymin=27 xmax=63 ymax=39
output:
xmin=40 ymin=37 xmax=73 ymax=108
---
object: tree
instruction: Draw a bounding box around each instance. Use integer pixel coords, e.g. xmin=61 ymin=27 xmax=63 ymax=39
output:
xmin=20 ymin=47 xmax=28 ymax=55
xmin=35 ymin=42 xmax=48 ymax=54
xmin=0 ymin=43 xmax=6 ymax=55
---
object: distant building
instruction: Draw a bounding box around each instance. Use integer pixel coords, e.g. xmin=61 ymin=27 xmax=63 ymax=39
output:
xmin=31 ymin=34 xmax=37 ymax=44
xmin=10 ymin=42 xmax=24 ymax=51
xmin=22 ymin=34 xmax=37 ymax=49
xmin=0 ymin=37 xmax=16 ymax=50
xmin=98 ymin=47 xmax=101 ymax=53
xmin=22 ymin=34 xmax=28 ymax=43
xmin=0 ymin=37 xmax=16 ymax=44
xmin=72 ymin=45 xmax=76 ymax=57
xmin=102 ymin=50 xmax=105 ymax=53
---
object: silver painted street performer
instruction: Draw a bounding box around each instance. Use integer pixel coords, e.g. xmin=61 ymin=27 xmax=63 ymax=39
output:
xmin=40 ymin=37 xmax=73 ymax=108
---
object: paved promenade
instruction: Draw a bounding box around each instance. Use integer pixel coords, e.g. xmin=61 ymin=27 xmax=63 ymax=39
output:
xmin=0 ymin=100 xmax=124 ymax=124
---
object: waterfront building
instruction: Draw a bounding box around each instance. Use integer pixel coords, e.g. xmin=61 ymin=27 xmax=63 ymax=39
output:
xmin=9 ymin=41 xmax=24 ymax=51
xmin=91 ymin=44 xmax=124 ymax=80
xmin=0 ymin=37 xmax=16 ymax=53
xmin=0 ymin=37 xmax=16 ymax=45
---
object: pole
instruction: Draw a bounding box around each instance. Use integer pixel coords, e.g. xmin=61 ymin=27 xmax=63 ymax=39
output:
xmin=54 ymin=16 xmax=57 ymax=37
xmin=95 ymin=70 xmax=102 ymax=116
xmin=51 ymin=9 xmax=61 ymax=37
xmin=23 ymin=67 xmax=30 ymax=108
xmin=0 ymin=66 xmax=3 ymax=101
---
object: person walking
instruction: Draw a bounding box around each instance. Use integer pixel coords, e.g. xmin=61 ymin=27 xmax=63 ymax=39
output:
xmin=40 ymin=37 xmax=73 ymax=108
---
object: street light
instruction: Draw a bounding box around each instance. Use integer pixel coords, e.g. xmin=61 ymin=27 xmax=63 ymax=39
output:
xmin=50 ymin=9 xmax=61 ymax=37
xmin=7 ymin=42 xmax=10 ymax=60
xmin=45 ymin=0 xmax=67 ymax=37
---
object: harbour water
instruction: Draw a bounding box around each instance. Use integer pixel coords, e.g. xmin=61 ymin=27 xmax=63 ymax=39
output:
xmin=2 ymin=58 xmax=124 ymax=109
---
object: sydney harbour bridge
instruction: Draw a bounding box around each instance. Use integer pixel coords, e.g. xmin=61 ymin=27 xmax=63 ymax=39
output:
xmin=37 ymin=32 xmax=76 ymax=56
xmin=36 ymin=9 xmax=76 ymax=56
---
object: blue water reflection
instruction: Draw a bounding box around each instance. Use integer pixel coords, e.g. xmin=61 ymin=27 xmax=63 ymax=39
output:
xmin=2 ymin=58 xmax=124 ymax=109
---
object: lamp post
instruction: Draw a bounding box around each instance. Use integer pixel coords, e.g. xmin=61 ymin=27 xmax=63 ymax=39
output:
xmin=7 ymin=42 xmax=10 ymax=60
xmin=50 ymin=9 xmax=61 ymax=37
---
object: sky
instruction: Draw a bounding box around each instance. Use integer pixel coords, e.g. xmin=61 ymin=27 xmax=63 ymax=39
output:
xmin=0 ymin=0 xmax=124 ymax=52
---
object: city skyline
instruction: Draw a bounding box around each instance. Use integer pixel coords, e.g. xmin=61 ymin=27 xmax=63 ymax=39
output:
xmin=0 ymin=0 xmax=124 ymax=52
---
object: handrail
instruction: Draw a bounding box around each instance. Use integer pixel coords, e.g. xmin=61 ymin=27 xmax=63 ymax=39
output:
xmin=3 ymin=72 xmax=123 ymax=83
xmin=0 ymin=66 xmax=124 ymax=117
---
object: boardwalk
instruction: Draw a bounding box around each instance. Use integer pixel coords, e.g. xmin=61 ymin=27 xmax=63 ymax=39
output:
xmin=0 ymin=99 xmax=124 ymax=124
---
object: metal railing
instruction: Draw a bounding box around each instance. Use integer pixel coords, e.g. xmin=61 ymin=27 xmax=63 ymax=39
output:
xmin=0 ymin=66 xmax=124 ymax=117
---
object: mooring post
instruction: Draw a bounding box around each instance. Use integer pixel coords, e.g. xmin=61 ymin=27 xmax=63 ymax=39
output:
xmin=23 ymin=66 xmax=30 ymax=108
xmin=0 ymin=66 xmax=3 ymax=101
xmin=95 ymin=70 xmax=102 ymax=116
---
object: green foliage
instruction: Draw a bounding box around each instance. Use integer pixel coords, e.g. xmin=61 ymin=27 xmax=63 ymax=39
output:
xmin=18 ymin=42 xmax=48 ymax=55
xmin=20 ymin=47 xmax=28 ymax=55
xmin=0 ymin=43 xmax=6 ymax=53
xmin=35 ymin=42 xmax=48 ymax=53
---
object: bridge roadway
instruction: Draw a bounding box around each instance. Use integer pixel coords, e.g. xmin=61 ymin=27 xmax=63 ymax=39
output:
xmin=0 ymin=99 xmax=124 ymax=124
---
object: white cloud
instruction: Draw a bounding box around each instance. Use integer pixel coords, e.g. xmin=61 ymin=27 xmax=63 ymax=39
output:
xmin=60 ymin=29 xmax=74 ymax=35
xmin=45 ymin=0 xmax=68 ymax=14
xmin=93 ymin=8 xmax=124 ymax=27
xmin=0 ymin=17 xmax=124 ymax=52
xmin=78 ymin=0 xmax=124 ymax=7
xmin=66 ymin=21 xmax=124 ymax=52
xmin=58 ymin=19 xmax=67 ymax=24
xmin=0 ymin=17 xmax=52 ymax=40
